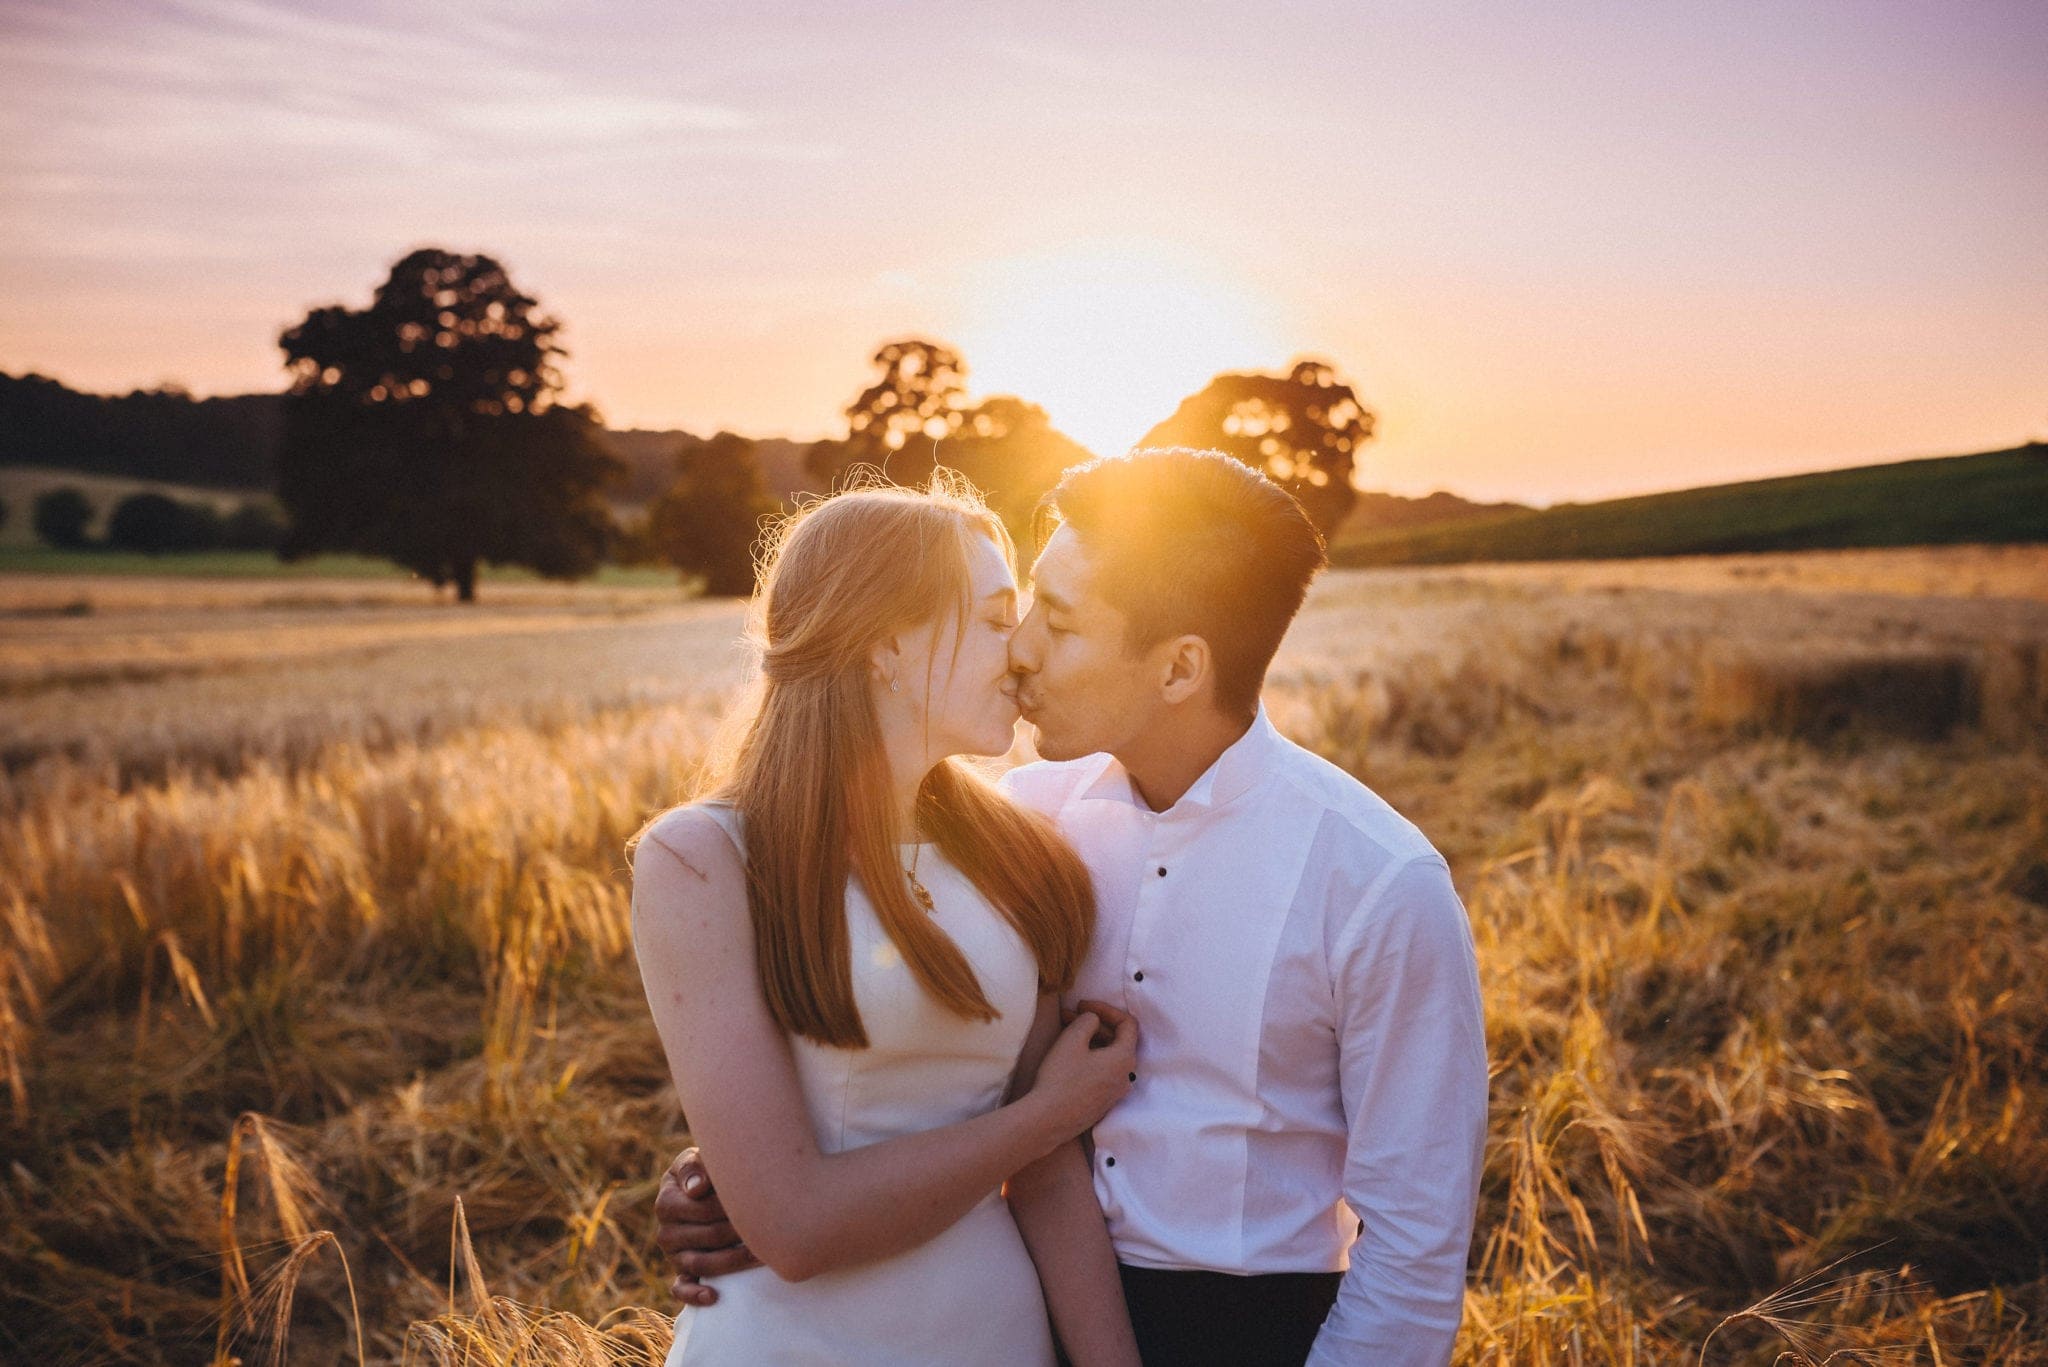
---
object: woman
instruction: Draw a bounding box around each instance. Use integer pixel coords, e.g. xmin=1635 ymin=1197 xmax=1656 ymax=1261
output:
xmin=629 ymin=474 xmax=1144 ymax=1366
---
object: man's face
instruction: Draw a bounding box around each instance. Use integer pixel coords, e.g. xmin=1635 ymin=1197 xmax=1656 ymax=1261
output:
xmin=1006 ymin=524 xmax=1160 ymax=762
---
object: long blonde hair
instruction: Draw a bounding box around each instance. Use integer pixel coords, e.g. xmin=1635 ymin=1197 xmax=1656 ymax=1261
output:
xmin=633 ymin=472 xmax=1093 ymax=1048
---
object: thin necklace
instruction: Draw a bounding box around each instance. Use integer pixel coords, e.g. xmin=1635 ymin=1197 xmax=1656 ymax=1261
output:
xmin=905 ymin=839 xmax=936 ymax=914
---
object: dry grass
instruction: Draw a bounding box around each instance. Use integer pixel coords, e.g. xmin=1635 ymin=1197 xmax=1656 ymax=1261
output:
xmin=1378 ymin=543 xmax=2048 ymax=603
xmin=2 ymin=547 xmax=2045 ymax=1365
xmin=1697 ymin=649 xmax=2008 ymax=742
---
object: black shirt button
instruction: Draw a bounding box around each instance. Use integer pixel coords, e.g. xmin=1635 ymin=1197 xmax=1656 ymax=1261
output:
xmin=1104 ymin=1155 xmax=1116 ymax=1167
xmin=1133 ymin=971 xmax=1144 ymax=982
xmin=1156 ymin=866 xmax=1167 ymax=877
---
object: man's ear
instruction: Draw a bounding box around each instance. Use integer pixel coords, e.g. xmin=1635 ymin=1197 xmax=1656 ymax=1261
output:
xmin=1156 ymin=634 xmax=1211 ymax=706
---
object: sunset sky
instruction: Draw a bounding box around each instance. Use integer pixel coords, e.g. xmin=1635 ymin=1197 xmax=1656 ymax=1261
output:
xmin=2 ymin=1 xmax=2043 ymax=504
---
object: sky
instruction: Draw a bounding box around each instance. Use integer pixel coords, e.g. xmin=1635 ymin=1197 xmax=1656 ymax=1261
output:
xmin=1 ymin=0 xmax=2043 ymax=504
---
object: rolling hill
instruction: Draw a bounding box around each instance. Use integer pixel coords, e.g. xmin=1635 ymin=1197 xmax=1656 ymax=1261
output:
xmin=1330 ymin=445 xmax=2048 ymax=567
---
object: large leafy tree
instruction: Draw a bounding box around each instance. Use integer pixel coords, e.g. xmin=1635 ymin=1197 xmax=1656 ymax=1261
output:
xmin=0 ymin=371 xmax=280 ymax=489
xmin=648 ymin=431 xmax=781 ymax=597
xmin=942 ymin=396 xmax=1094 ymax=547
xmin=804 ymin=339 xmax=968 ymax=489
xmin=802 ymin=341 xmax=1095 ymax=545
xmin=1138 ymin=359 xmax=1373 ymax=538
xmin=276 ymin=248 xmax=620 ymax=601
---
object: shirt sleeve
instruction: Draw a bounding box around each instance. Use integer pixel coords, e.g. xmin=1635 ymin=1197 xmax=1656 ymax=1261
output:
xmin=1308 ymin=852 xmax=1489 ymax=1367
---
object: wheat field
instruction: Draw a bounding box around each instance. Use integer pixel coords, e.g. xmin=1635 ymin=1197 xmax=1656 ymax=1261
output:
xmin=3 ymin=546 xmax=2045 ymax=1365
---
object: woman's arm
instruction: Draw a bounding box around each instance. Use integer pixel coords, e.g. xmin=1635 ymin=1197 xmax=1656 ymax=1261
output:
xmin=631 ymin=811 xmax=1136 ymax=1284
xmin=1004 ymin=993 xmax=1142 ymax=1367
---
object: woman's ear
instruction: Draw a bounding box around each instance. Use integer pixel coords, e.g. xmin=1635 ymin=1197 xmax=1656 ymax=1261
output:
xmin=1156 ymin=634 xmax=1211 ymax=706
xmin=870 ymin=632 xmax=904 ymax=688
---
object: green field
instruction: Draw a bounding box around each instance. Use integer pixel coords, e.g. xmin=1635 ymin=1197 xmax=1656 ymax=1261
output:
xmin=0 ymin=546 xmax=400 ymax=577
xmin=0 ymin=544 xmax=685 ymax=586
xmin=1332 ymin=445 xmax=2048 ymax=567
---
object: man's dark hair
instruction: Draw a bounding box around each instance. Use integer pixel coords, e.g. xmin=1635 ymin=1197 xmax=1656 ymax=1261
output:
xmin=1036 ymin=447 xmax=1328 ymax=717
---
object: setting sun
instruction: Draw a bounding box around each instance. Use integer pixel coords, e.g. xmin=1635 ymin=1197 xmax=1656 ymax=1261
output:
xmin=951 ymin=243 xmax=1286 ymax=459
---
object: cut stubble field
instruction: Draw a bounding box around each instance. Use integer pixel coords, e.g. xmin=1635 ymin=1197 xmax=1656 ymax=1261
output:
xmin=2 ymin=545 xmax=2045 ymax=1365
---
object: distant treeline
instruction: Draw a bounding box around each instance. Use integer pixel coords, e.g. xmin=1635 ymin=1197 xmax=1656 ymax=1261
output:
xmin=1 ymin=370 xmax=843 ymax=529
xmin=4 ymin=366 xmax=1512 ymax=540
xmin=0 ymin=370 xmax=801 ymax=507
xmin=0 ymin=372 xmax=283 ymax=489
xmin=602 ymin=428 xmax=816 ymax=505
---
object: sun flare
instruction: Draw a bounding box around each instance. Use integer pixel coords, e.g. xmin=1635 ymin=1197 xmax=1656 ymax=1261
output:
xmin=952 ymin=244 xmax=1285 ymax=459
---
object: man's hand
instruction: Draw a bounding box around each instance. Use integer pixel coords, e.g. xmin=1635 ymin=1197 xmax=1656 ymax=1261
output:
xmin=654 ymin=1147 xmax=760 ymax=1305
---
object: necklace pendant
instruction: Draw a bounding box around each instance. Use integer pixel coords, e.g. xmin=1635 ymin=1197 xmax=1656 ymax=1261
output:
xmin=907 ymin=874 xmax=936 ymax=914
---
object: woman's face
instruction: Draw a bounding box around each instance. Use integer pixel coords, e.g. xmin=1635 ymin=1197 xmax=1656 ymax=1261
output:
xmin=891 ymin=531 xmax=1023 ymax=760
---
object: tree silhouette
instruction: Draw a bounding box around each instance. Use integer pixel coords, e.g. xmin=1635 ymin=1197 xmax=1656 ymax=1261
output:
xmin=805 ymin=339 xmax=968 ymax=488
xmin=802 ymin=343 xmax=1097 ymax=537
xmin=105 ymin=492 xmax=224 ymax=554
xmin=1138 ymin=360 xmax=1373 ymax=537
xmin=942 ymin=396 xmax=1094 ymax=545
xmin=32 ymin=486 xmax=94 ymax=549
xmin=648 ymin=432 xmax=780 ymax=597
xmin=276 ymin=248 xmax=620 ymax=601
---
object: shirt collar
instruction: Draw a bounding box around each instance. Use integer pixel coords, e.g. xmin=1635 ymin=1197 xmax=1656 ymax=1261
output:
xmin=1074 ymin=702 xmax=1283 ymax=815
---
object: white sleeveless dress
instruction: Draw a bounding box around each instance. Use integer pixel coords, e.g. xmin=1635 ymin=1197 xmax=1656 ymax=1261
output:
xmin=654 ymin=802 xmax=1057 ymax=1367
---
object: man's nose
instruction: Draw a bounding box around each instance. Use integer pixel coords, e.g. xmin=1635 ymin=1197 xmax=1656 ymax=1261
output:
xmin=1008 ymin=607 xmax=1046 ymax=672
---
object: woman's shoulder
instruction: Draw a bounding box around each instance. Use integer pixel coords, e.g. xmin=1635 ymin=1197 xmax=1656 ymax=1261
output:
xmin=634 ymin=801 xmax=745 ymax=877
xmin=631 ymin=804 xmax=757 ymax=982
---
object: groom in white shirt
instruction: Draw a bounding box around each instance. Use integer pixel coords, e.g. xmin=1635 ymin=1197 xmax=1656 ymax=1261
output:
xmin=658 ymin=448 xmax=1489 ymax=1366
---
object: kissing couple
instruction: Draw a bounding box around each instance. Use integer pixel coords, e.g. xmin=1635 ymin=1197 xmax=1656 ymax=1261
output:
xmin=628 ymin=448 xmax=1488 ymax=1366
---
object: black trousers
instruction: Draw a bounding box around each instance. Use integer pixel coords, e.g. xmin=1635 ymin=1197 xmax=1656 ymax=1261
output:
xmin=1115 ymin=1263 xmax=1342 ymax=1367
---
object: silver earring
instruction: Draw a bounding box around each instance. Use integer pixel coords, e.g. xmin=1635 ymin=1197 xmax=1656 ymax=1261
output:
xmin=890 ymin=679 xmax=900 ymax=694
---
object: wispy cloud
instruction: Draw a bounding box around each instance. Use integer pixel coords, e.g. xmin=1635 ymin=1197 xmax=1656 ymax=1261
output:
xmin=0 ymin=1 xmax=761 ymax=166
xmin=0 ymin=0 xmax=783 ymax=269
xmin=441 ymin=95 xmax=755 ymax=142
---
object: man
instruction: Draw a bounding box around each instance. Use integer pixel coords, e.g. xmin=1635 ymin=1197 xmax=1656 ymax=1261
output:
xmin=657 ymin=448 xmax=1489 ymax=1365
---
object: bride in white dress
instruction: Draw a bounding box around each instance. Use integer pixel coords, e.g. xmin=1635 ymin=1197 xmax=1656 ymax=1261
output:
xmin=629 ymin=477 xmax=1143 ymax=1366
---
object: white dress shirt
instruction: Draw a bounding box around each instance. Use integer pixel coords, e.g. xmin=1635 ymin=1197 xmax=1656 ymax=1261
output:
xmin=998 ymin=705 xmax=1488 ymax=1366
